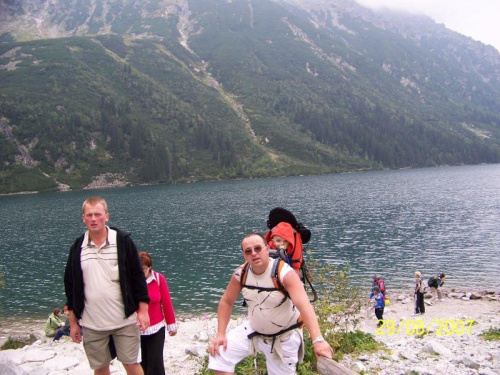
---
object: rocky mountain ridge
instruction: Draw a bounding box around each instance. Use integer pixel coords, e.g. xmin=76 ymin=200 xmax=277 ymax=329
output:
xmin=1 ymin=0 xmax=500 ymax=193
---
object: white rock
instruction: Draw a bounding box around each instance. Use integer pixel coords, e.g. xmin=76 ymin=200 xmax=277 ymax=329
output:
xmin=0 ymin=362 xmax=18 ymax=375
xmin=479 ymin=368 xmax=499 ymax=375
xmin=459 ymin=357 xmax=480 ymax=370
xmin=350 ymin=361 xmax=366 ymax=373
xmin=421 ymin=341 xmax=453 ymax=357
xmin=398 ymin=349 xmax=418 ymax=361
xmin=185 ymin=346 xmax=206 ymax=358
xmin=21 ymin=363 xmax=50 ymax=375
xmin=42 ymin=356 xmax=80 ymax=371
xmin=0 ymin=349 xmax=24 ymax=365
xmin=198 ymin=331 xmax=209 ymax=342
xmin=405 ymin=366 xmax=434 ymax=375
xmin=22 ymin=349 xmax=56 ymax=362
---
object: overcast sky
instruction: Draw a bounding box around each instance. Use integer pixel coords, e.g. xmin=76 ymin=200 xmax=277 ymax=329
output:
xmin=354 ymin=0 xmax=500 ymax=53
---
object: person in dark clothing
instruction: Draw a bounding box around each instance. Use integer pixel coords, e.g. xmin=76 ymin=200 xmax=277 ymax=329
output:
xmin=369 ymin=286 xmax=385 ymax=327
xmin=64 ymin=196 xmax=150 ymax=375
xmin=429 ymin=273 xmax=446 ymax=303
xmin=414 ymin=271 xmax=425 ymax=315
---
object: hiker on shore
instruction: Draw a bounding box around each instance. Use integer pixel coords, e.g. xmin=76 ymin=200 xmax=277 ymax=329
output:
xmin=372 ymin=274 xmax=386 ymax=296
xmin=44 ymin=308 xmax=65 ymax=339
xmin=429 ymin=273 xmax=446 ymax=303
xmin=64 ymin=196 xmax=150 ymax=375
xmin=369 ymin=286 xmax=385 ymax=327
xmin=208 ymin=232 xmax=333 ymax=374
xmin=413 ymin=271 xmax=425 ymax=315
xmin=138 ymin=251 xmax=178 ymax=375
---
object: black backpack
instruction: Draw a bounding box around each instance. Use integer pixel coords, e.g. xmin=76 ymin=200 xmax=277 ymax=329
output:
xmin=267 ymin=207 xmax=311 ymax=244
xmin=428 ymin=276 xmax=439 ymax=288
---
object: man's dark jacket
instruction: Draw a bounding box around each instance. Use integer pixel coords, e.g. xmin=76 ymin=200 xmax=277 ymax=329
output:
xmin=64 ymin=227 xmax=150 ymax=320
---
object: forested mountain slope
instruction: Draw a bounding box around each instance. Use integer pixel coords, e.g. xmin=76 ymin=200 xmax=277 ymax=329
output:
xmin=1 ymin=0 xmax=499 ymax=193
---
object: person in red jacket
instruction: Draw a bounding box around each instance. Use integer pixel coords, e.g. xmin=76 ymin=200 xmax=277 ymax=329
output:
xmin=138 ymin=252 xmax=178 ymax=375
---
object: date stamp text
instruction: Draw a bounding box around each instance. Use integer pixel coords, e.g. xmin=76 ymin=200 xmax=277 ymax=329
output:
xmin=375 ymin=318 xmax=475 ymax=336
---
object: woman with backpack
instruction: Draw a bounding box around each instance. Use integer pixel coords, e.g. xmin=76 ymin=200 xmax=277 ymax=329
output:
xmin=413 ymin=271 xmax=425 ymax=315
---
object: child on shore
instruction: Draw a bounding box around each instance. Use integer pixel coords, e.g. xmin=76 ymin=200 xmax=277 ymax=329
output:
xmin=369 ymin=286 xmax=385 ymax=327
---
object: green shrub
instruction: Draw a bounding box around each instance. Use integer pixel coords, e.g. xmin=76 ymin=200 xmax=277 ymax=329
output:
xmin=1 ymin=338 xmax=26 ymax=350
xmin=481 ymin=327 xmax=500 ymax=341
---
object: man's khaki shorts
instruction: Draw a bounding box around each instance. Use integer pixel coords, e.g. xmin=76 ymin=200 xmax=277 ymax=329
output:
xmin=82 ymin=324 xmax=141 ymax=370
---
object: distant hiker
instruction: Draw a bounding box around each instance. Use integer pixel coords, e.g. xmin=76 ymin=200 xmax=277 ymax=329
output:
xmin=138 ymin=251 xmax=178 ymax=375
xmin=369 ymin=286 xmax=385 ymax=327
xmin=372 ymin=274 xmax=386 ymax=296
xmin=428 ymin=273 xmax=446 ymax=302
xmin=208 ymin=232 xmax=333 ymax=374
xmin=64 ymin=196 xmax=150 ymax=375
xmin=44 ymin=308 xmax=65 ymax=339
xmin=54 ymin=317 xmax=71 ymax=341
xmin=413 ymin=271 xmax=425 ymax=315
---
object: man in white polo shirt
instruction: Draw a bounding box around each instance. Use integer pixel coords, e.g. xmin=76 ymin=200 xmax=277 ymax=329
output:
xmin=64 ymin=196 xmax=150 ymax=375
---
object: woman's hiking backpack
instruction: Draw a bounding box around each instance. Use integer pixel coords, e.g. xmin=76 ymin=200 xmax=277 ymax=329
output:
xmin=264 ymin=207 xmax=317 ymax=303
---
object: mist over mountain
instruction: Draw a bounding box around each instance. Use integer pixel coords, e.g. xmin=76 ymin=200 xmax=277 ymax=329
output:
xmin=1 ymin=0 xmax=499 ymax=194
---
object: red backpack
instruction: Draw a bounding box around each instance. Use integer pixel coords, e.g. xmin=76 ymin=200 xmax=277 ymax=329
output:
xmin=264 ymin=207 xmax=317 ymax=302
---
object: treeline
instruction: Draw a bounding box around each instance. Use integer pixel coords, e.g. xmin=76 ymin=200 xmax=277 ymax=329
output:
xmin=0 ymin=35 xmax=256 ymax=192
xmin=188 ymin=0 xmax=500 ymax=169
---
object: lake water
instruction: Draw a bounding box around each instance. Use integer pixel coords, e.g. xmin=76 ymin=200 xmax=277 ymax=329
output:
xmin=0 ymin=164 xmax=499 ymax=319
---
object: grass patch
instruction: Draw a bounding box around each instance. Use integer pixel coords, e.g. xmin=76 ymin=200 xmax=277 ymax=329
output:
xmin=327 ymin=330 xmax=384 ymax=362
xmin=481 ymin=327 xmax=500 ymax=341
xmin=1 ymin=338 xmax=26 ymax=350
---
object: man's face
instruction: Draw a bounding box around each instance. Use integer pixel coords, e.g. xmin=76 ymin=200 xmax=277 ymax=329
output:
xmin=241 ymin=234 xmax=269 ymax=269
xmin=82 ymin=203 xmax=109 ymax=234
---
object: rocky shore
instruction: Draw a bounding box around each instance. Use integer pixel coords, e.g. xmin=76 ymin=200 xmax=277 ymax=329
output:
xmin=1 ymin=289 xmax=499 ymax=375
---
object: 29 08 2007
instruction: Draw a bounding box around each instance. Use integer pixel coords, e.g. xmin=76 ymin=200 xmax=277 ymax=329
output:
xmin=375 ymin=318 xmax=475 ymax=336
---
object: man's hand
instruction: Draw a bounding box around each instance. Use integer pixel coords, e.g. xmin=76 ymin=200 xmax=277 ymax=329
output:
xmin=136 ymin=302 xmax=150 ymax=332
xmin=70 ymin=323 xmax=82 ymax=343
xmin=68 ymin=311 xmax=82 ymax=343
xmin=313 ymin=340 xmax=334 ymax=359
xmin=208 ymin=333 xmax=227 ymax=357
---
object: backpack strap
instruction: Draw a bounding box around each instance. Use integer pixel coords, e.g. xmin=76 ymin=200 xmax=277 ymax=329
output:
xmin=240 ymin=259 xmax=288 ymax=296
xmin=240 ymin=262 xmax=250 ymax=287
xmin=247 ymin=315 xmax=304 ymax=339
xmin=246 ymin=315 xmax=304 ymax=354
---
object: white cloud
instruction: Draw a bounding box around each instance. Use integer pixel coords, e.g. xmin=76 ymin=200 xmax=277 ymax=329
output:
xmin=354 ymin=0 xmax=500 ymax=53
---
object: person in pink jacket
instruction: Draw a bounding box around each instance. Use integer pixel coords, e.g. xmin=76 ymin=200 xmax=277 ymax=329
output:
xmin=138 ymin=252 xmax=178 ymax=375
